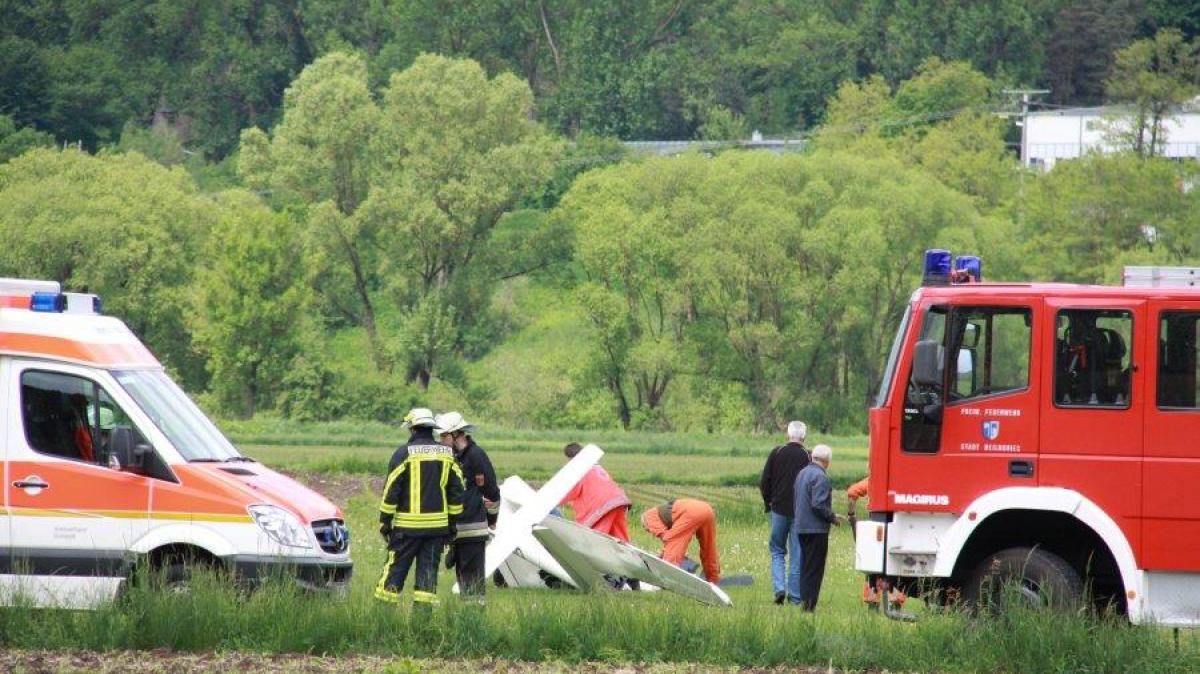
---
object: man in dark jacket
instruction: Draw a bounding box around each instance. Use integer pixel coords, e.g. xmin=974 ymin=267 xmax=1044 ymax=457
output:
xmin=435 ymin=411 xmax=499 ymax=602
xmin=376 ymin=408 xmax=465 ymax=610
xmin=759 ymin=420 xmax=810 ymax=605
xmin=793 ymin=444 xmax=844 ymax=612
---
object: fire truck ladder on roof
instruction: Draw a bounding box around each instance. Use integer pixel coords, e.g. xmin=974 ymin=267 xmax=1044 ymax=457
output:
xmin=1123 ymin=266 xmax=1200 ymax=288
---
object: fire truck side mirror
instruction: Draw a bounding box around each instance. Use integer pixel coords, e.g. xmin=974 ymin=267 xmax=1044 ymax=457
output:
xmin=912 ymin=340 xmax=943 ymax=388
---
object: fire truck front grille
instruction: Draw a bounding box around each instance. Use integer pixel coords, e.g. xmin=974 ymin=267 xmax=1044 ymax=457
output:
xmin=311 ymin=519 xmax=349 ymax=554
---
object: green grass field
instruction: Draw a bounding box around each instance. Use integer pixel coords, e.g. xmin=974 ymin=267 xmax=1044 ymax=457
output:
xmin=231 ymin=420 xmax=870 ymax=488
xmin=2 ymin=421 xmax=1198 ymax=673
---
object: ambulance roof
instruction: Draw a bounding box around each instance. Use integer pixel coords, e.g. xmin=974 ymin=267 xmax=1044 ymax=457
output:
xmin=0 ymin=307 xmax=160 ymax=369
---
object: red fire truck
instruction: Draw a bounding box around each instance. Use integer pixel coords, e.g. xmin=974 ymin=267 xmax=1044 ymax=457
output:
xmin=855 ymin=251 xmax=1200 ymax=624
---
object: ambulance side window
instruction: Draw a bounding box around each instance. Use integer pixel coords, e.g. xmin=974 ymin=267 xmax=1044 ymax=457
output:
xmin=21 ymin=371 xmax=100 ymax=463
xmin=1054 ymin=309 xmax=1133 ymax=408
xmin=1158 ymin=311 xmax=1200 ymax=409
xmin=20 ymin=370 xmax=151 ymax=468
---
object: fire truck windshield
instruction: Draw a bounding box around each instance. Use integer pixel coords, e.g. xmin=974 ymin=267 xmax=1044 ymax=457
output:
xmin=113 ymin=369 xmax=243 ymax=462
xmin=875 ymin=305 xmax=913 ymax=407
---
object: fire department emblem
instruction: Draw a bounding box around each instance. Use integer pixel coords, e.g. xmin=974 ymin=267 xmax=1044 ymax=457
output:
xmin=982 ymin=420 xmax=1000 ymax=440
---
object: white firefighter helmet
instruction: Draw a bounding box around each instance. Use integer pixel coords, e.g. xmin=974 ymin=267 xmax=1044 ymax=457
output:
xmin=434 ymin=411 xmax=473 ymax=436
xmin=403 ymin=407 xmax=437 ymax=428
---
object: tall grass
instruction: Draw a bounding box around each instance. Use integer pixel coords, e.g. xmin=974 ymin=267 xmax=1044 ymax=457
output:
xmin=0 ymin=575 xmax=1193 ymax=673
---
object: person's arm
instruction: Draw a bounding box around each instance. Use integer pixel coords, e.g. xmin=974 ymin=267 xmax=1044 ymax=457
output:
xmin=474 ymin=449 xmax=501 ymax=502
xmin=387 ymin=446 xmax=408 ymax=475
xmin=759 ymin=449 xmax=776 ymax=512
xmin=810 ymin=474 xmax=837 ymax=524
xmin=446 ymin=461 xmax=465 ymax=517
xmin=846 ymin=477 xmax=869 ymax=501
xmin=559 ymin=476 xmax=583 ymax=507
xmin=379 ymin=461 xmax=407 ymax=536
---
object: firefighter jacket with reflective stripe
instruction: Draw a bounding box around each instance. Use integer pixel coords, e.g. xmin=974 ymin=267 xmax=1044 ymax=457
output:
xmin=453 ymin=439 xmax=500 ymax=539
xmin=379 ymin=429 xmax=465 ymax=537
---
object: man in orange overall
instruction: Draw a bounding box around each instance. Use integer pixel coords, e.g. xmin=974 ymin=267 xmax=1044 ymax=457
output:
xmin=559 ymin=442 xmax=632 ymax=542
xmin=640 ymin=498 xmax=721 ymax=584
xmin=846 ymin=476 xmax=907 ymax=609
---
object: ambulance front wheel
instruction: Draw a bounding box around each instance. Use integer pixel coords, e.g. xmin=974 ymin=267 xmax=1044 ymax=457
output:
xmin=962 ymin=546 xmax=1083 ymax=614
xmin=145 ymin=549 xmax=220 ymax=594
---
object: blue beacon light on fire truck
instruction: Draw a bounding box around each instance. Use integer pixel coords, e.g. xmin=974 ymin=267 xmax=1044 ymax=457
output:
xmin=922 ymin=249 xmax=982 ymax=286
xmin=954 ymin=255 xmax=982 ymax=282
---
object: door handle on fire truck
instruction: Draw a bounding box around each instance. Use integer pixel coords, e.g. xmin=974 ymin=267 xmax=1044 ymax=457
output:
xmin=1008 ymin=460 xmax=1034 ymax=478
xmin=13 ymin=478 xmax=49 ymax=489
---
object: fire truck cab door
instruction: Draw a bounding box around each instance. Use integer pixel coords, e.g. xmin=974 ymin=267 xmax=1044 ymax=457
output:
xmin=893 ymin=300 xmax=1041 ymax=513
xmin=1039 ymin=299 xmax=1145 ymax=563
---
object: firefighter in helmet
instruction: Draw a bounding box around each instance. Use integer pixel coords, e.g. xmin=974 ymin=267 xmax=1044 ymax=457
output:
xmin=375 ymin=407 xmax=465 ymax=610
xmin=435 ymin=412 xmax=499 ymax=602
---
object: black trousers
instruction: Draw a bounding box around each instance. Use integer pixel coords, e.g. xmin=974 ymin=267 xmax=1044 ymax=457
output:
xmin=797 ymin=532 xmax=829 ymax=612
xmin=375 ymin=533 xmax=445 ymax=604
xmin=454 ymin=537 xmax=487 ymax=597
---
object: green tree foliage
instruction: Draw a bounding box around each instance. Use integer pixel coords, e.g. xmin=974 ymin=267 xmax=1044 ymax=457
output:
xmin=890 ymin=58 xmax=994 ymax=124
xmin=2 ymin=0 xmax=1191 ymax=151
xmin=113 ymin=119 xmax=196 ymax=168
xmin=0 ymin=0 xmax=314 ymax=156
xmin=240 ymin=52 xmax=560 ymax=386
xmin=188 ymin=196 xmax=312 ymax=418
xmin=559 ymin=150 xmax=1000 ymax=432
xmin=0 ymin=148 xmax=211 ymax=386
xmin=0 ymin=114 xmax=53 ymax=163
xmin=696 ymin=105 xmax=748 ymax=141
xmin=1103 ymin=29 xmax=1200 ymax=157
xmin=1046 ymin=0 xmax=1148 ymax=105
xmin=1022 ymin=154 xmax=1200 ymax=283
xmin=845 ymin=0 xmax=1058 ymax=87
xmin=817 ymin=62 xmax=1018 ymax=212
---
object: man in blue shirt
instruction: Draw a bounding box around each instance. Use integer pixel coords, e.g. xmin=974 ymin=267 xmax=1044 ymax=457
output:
xmin=759 ymin=421 xmax=810 ymax=605
xmin=793 ymin=444 xmax=844 ymax=611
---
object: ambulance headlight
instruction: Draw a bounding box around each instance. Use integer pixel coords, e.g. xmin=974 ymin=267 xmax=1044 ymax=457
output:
xmin=248 ymin=505 xmax=312 ymax=549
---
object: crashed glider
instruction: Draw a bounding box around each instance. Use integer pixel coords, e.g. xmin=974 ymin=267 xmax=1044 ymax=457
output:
xmin=458 ymin=444 xmax=732 ymax=607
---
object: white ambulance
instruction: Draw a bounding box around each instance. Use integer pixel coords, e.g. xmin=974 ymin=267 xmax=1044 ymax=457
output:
xmin=0 ymin=279 xmax=351 ymax=607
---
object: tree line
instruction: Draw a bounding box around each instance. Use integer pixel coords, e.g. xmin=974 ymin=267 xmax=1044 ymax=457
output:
xmin=1 ymin=0 xmax=1198 ymax=156
xmin=0 ymin=26 xmax=1198 ymax=433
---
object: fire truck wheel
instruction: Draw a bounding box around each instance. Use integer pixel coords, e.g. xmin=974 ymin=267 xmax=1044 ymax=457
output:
xmin=963 ymin=547 xmax=1083 ymax=614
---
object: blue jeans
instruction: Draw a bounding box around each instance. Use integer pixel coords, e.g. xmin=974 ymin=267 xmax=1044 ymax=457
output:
xmin=769 ymin=511 xmax=802 ymax=603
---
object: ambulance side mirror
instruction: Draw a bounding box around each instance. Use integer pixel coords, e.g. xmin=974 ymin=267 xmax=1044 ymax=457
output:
xmin=912 ymin=340 xmax=944 ymax=388
xmin=109 ymin=427 xmax=147 ymax=472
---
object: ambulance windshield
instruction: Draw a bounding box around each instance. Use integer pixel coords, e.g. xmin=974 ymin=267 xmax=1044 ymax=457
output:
xmin=113 ymin=369 xmax=243 ymax=462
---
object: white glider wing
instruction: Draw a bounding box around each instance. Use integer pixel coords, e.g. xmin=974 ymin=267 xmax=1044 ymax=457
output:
xmin=482 ymin=443 xmax=602 ymax=579
xmin=493 ymin=476 xmax=578 ymax=589
xmin=533 ymin=515 xmax=732 ymax=606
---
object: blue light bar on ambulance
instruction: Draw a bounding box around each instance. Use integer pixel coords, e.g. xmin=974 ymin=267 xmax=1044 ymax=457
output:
xmin=30 ymin=292 xmax=66 ymax=313
xmin=922 ymin=249 xmax=952 ymax=286
xmin=64 ymin=292 xmax=102 ymax=315
xmin=954 ymin=255 xmax=982 ymax=283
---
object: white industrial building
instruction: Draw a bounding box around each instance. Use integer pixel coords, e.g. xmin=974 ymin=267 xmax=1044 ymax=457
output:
xmin=1024 ymin=100 xmax=1200 ymax=169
